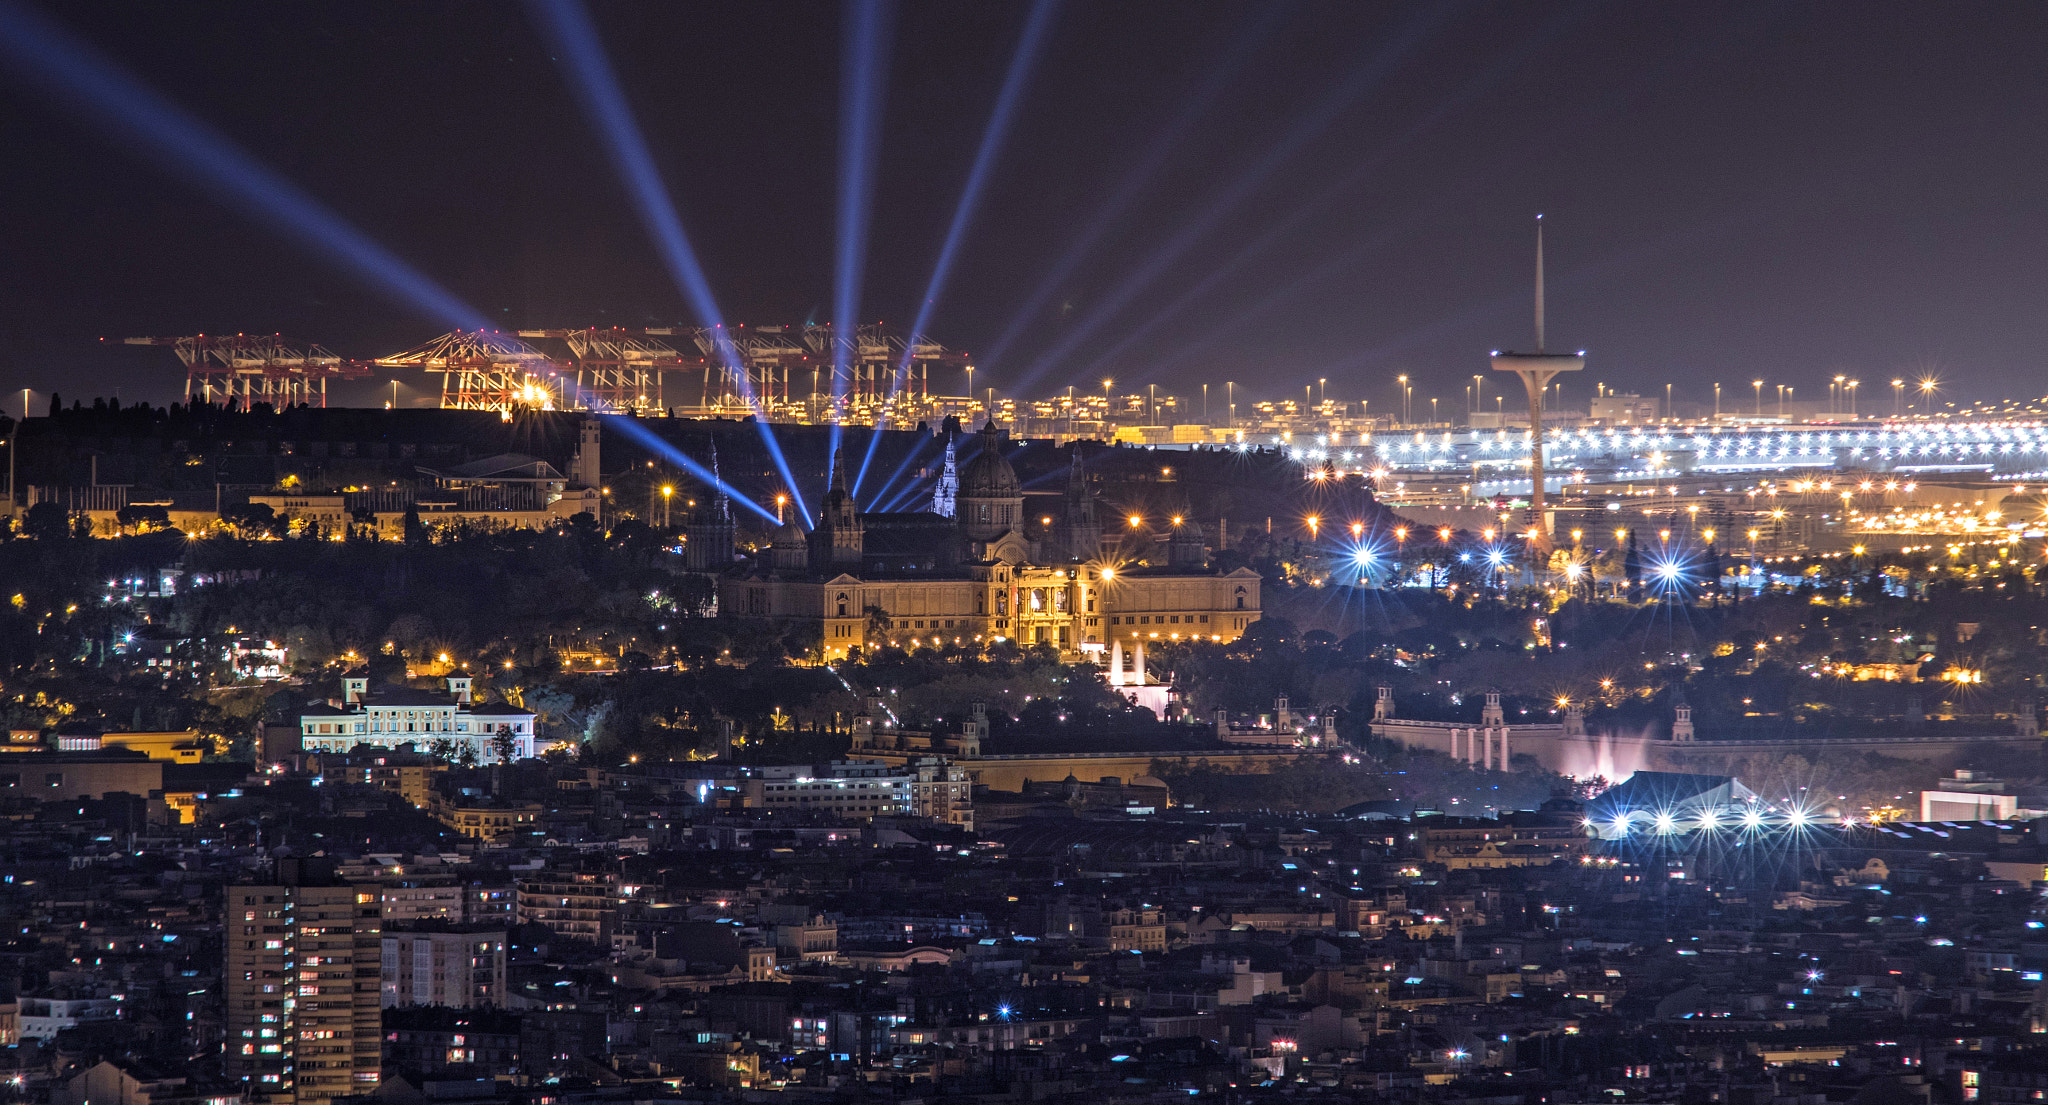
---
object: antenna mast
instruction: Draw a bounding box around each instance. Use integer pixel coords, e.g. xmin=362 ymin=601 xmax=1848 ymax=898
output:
xmin=1534 ymin=214 xmax=1545 ymax=354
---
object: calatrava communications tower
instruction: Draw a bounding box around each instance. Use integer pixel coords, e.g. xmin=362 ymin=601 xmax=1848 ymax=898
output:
xmin=1490 ymin=214 xmax=1584 ymax=552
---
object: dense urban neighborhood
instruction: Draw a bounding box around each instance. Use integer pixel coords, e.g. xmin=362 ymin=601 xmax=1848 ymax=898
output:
xmin=8 ymin=0 xmax=2048 ymax=1101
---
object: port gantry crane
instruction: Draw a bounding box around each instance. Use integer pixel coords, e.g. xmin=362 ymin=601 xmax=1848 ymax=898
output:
xmin=129 ymin=324 xmax=975 ymax=416
xmin=124 ymin=333 xmax=369 ymax=408
xmin=375 ymin=330 xmax=561 ymax=412
xmin=517 ymin=327 xmax=687 ymax=413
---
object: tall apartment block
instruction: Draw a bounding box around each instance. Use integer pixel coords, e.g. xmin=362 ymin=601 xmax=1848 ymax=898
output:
xmin=225 ymin=862 xmax=383 ymax=1105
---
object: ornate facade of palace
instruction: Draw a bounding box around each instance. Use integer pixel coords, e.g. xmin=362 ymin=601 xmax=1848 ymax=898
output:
xmin=704 ymin=423 xmax=1260 ymax=661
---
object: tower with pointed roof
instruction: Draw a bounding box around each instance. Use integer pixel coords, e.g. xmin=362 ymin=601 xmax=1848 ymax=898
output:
xmin=684 ymin=439 xmax=737 ymax=570
xmin=810 ymin=449 xmax=864 ymax=570
xmin=1490 ymin=215 xmax=1584 ymax=550
xmin=931 ymin=429 xmax=959 ymax=518
xmin=1050 ymin=450 xmax=1103 ymax=562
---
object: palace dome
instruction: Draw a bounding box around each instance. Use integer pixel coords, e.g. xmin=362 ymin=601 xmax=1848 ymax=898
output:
xmin=959 ymin=421 xmax=1021 ymax=499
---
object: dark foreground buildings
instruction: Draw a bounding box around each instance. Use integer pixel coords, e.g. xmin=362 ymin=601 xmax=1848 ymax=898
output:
xmin=3 ymin=753 xmax=2047 ymax=1105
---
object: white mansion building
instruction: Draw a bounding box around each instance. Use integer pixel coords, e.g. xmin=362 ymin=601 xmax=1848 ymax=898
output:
xmin=298 ymin=673 xmax=539 ymax=763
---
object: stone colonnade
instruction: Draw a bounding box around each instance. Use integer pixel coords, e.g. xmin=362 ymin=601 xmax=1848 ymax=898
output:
xmin=1448 ymin=727 xmax=1512 ymax=771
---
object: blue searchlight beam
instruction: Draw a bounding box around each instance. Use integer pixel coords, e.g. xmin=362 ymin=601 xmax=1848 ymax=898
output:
xmin=600 ymin=415 xmax=780 ymax=526
xmin=978 ymin=0 xmax=1287 ymax=370
xmin=526 ymin=0 xmax=813 ymax=525
xmin=0 ymin=0 xmax=488 ymax=333
xmin=856 ymin=0 xmax=1060 ymax=497
xmin=1008 ymin=1 xmax=1453 ymax=397
xmin=831 ymin=0 xmax=896 ymax=470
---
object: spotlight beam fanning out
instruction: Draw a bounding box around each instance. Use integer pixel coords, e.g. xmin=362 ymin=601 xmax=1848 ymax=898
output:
xmin=1129 ymin=179 xmax=1479 ymax=385
xmin=857 ymin=0 xmax=1060 ymax=497
xmin=978 ymin=0 xmax=1291 ymax=370
xmin=1007 ymin=0 xmax=1458 ymax=396
xmin=1320 ymin=199 xmax=1775 ymax=377
xmin=600 ymin=416 xmax=779 ymax=526
xmin=871 ymin=435 xmax=941 ymax=512
xmin=1100 ymin=2 xmax=1593 ymax=386
xmin=1295 ymin=3 xmax=1790 ymax=380
xmin=0 ymin=0 xmax=488 ymax=332
xmin=832 ymin=0 xmax=897 ymax=469
xmin=525 ymin=0 xmax=811 ymax=525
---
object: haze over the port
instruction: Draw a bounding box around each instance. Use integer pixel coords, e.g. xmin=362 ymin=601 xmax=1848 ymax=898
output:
xmin=4 ymin=2 xmax=2047 ymax=409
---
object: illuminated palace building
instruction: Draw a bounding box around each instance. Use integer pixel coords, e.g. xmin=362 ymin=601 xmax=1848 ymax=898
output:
xmin=296 ymin=675 xmax=538 ymax=763
xmin=708 ymin=422 xmax=1260 ymax=661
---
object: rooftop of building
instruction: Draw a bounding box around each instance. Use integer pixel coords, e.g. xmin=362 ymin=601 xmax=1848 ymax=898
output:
xmin=464 ymin=703 xmax=536 ymax=717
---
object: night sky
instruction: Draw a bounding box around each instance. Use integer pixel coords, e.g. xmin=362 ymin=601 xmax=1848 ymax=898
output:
xmin=2 ymin=1 xmax=2045 ymax=412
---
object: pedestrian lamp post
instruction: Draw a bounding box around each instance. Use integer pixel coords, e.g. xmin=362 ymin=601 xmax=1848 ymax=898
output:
xmin=661 ymin=485 xmax=672 ymax=528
